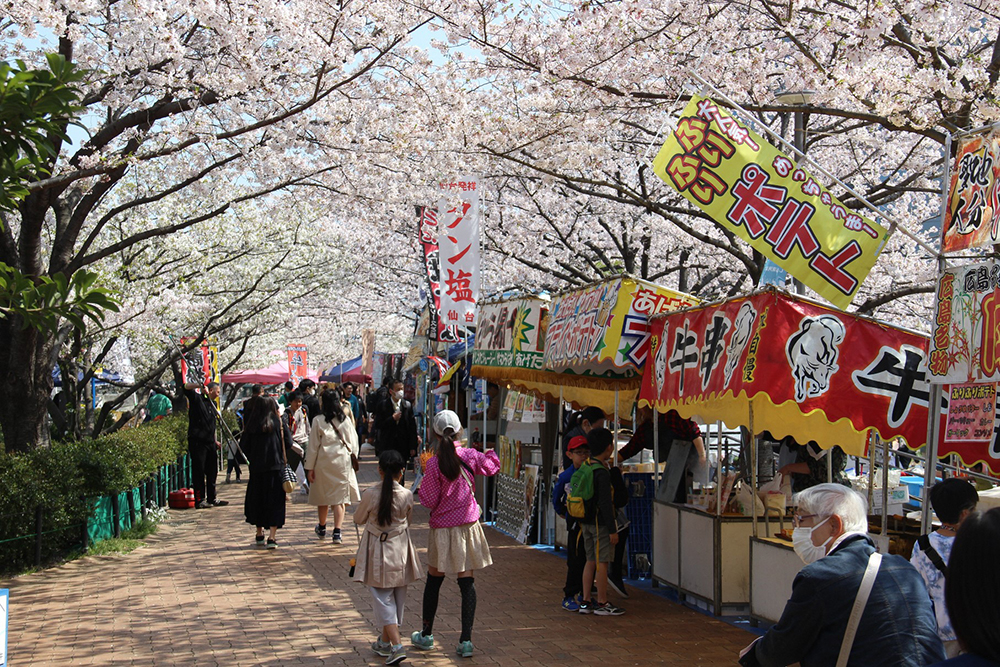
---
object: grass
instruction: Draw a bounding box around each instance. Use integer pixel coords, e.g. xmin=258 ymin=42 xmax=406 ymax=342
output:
xmin=70 ymin=518 xmax=161 ymax=560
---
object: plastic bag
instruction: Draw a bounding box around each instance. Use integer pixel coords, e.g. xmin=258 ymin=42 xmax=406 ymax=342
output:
xmin=734 ymin=481 xmax=765 ymax=516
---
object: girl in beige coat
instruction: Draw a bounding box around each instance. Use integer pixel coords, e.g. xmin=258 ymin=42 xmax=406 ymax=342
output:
xmin=354 ymin=450 xmax=422 ymax=665
xmin=306 ymin=389 xmax=361 ymax=543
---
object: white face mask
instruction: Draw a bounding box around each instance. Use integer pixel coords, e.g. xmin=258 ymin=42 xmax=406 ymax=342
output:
xmin=394 ymin=390 xmax=404 ymax=400
xmin=792 ymin=516 xmax=832 ymax=564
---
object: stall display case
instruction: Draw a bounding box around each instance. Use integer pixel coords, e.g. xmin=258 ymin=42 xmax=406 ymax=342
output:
xmin=749 ymin=536 xmax=803 ymax=625
xmin=653 ymin=499 xmax=754 ymax=615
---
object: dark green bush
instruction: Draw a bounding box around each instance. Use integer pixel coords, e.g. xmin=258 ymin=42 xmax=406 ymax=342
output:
xmin=0 ymin=414 xmax=191 ymax=574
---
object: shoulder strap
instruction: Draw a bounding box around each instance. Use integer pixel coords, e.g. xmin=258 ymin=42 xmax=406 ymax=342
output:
xmin=917 ymin=534 xmax=949 ymax=577
xmin=458 ymin=458 xmax=475 ymax=492
xmin=836 ymin=551 xmax=882 ymax=667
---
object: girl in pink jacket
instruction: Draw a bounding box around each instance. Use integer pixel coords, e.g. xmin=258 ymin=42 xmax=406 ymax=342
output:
xmin=411 ymin=410 xmax=499 ymax=658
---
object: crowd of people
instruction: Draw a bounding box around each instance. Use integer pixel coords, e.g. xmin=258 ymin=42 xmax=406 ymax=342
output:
xmin=176 ymin=380 xmax=1000 ymax=667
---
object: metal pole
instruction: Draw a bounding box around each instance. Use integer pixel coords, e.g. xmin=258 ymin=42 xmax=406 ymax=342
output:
xmin=715 ymin=421 xmax=723 ymax=517
xmin=881 ymin=435 xmax=890 ymax=541
xmin=558 ymin=386 xmax=565 ymax=471
xmin=653 ymin=405 xmax=660 ymax=487
xmin=613 ymin=390 xmax=620 ymax=466
xmin=749 ymin=405 xmax=758 ymax=539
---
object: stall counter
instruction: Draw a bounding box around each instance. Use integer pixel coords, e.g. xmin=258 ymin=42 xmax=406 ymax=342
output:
xmin=749 ymin=536 xmax=804 ymax=626
xmin=653 ymin=499 xmax=754 ymax=615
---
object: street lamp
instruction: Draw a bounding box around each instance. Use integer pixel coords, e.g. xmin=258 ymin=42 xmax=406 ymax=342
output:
xmin=775 ymin=89 xmax=816 ymax=295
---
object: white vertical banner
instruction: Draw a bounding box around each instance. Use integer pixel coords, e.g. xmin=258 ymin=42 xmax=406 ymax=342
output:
xmin=437 ymin=175 xmax=480 ymax=330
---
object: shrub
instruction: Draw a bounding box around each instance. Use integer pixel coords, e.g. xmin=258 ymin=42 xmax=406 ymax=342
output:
xmin=0 ymin=414 xmax=191 ymax=574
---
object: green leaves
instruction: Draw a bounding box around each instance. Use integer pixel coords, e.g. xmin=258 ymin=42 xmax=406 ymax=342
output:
xmin=0 ymin=263 xmax=121 ymax=334
xmin=0 ymin=53 xmax=86 ymax=214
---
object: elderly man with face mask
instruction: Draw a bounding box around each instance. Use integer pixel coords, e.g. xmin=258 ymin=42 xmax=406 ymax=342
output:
xmin=740 ymin=483 xmax=943 ymax=667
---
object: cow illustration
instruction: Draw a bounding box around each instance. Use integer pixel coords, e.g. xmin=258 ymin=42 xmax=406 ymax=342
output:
xmin=785 ymin=315 xmax=846 ymax=402
xmin=724 ymin=302 xmax=757 ymax=386
xmin=654 ymin=332 xmax=668 ymax=395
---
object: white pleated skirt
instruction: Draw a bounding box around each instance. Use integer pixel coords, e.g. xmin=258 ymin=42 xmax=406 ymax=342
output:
xmin=426 ymin=521 xmax=493 ymax=573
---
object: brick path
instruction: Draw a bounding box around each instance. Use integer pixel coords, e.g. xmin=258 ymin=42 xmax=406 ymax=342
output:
xmin=3 ymin=455 xmax=754 ymax=665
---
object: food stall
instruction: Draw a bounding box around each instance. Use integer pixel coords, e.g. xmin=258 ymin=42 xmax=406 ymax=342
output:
xmin=639 ymin=287 xmax=939 ymax=618
xmin=472 ymin=277 xmax=698 ymax=554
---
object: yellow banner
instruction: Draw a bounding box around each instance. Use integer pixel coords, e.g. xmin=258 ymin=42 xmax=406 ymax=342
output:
xmin=652 ymin=96 xmax=889 ymax=310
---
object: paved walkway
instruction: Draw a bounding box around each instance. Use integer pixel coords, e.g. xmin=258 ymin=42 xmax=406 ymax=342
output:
xmin=3 ymin=456 xmax=754 ymax=665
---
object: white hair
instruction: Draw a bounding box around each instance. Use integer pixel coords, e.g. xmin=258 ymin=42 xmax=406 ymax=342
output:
xmin=794 ymin=483 xmax=868 ymax=533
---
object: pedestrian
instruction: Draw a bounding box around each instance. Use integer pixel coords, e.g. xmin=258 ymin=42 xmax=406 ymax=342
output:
xmin=561 ymin=406 xmax=605 ymax=469
xmin=145 ymin=388 xmax=172 ymax=422
xmin=298 ymin=378 xmax=321 ymax=424
xmin=354 ymin=450 xmax=423 ymax=666
xmin=931 ymin=507 xmax=1000 ymax=666
xmin=739 ymin=483 xmax=943 ymax=666
xmin=225 ymin=434 xmax=244 ymax=484
xmin=241 ymin=395 xmax=290 ymax=549
xmin=374 ymin=377 xmax=418 ymax=483
xmin=578 ymin=427 xmax=625 ymax=616
xmin=342 ymin=381 xmax=368 ymax=443
xmin=182 ymin=380 xmax=229 ymax=508
xmin=282 ymin=391 xmax=310 ymax=494
xmin=607 ymin=453 xmax=630 ymax=599
xmin=411 ymin=410 xmax=499 ymax=658
xmin=911 ymin=478 xmax=979 ymax=658
xmin=553 ymin=435 xmax=590 ymax=611
xmin=277 ymin=380 xmax=294 ymax=408
xmin=306 ymin=388 xmax=361 ymax=543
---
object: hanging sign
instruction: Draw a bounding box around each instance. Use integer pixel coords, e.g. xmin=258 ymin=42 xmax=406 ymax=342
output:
xmin=417 ymin=205 xmax=460 ymax=343
xmin=944 ymin=383 xmax=997 ymax=444
xmin=928 ymin=259 xmax=1000 ymax=384
xmin=651 ymin=95 xmax=890 ymax=310
xmin=287 ymin=344 xmax=308 ymax=383
xmin=543 ymin=277 xmax=697 ymax=380
xmin=940 ymin=134 xmax=1000 ymax=253
xmin=639 ymin=290 xmax=934 ymax=456
xmin=437 ymin=176 xmax=480 ymax=330
xmin=471 ymin=297 xmax=548 ymax=380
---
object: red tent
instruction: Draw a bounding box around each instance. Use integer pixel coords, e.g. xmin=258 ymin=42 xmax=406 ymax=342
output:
xmin=221 ymin=360 xmax=319 ymax=385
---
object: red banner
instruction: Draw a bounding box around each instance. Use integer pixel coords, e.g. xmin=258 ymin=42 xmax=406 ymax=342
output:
xmin=287 ymin=344 xmax=308 ymax=383
xmin=639 ymin=289 xmax=935 ymax=456
xmin=417 ymin=205 xmax=460 ymax=343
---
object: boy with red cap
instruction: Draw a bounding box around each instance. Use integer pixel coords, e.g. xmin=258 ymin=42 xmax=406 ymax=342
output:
xmin=553 ymin=435 xmax=590 ymax=610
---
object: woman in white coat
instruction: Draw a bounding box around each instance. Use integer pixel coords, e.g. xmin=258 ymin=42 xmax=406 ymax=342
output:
xmin=306 ymin=388 xmax=361 ymax=543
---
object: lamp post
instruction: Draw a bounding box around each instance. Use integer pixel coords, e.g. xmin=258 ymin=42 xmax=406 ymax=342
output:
xmin=775 ymin=89 xmax=816 ymax=294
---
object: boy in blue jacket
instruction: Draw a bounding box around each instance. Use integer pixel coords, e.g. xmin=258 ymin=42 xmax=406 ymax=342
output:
xmin=553 ymin=436 xmax=590 ymax=611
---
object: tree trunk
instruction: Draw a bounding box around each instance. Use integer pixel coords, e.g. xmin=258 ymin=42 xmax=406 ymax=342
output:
xmin=0 ymin=317 xmax=56 ymax=453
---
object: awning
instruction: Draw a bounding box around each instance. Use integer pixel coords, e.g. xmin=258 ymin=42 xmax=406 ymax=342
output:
xmin=319 ymin=355 xmax=371 ymax=384
xmin=221 ymin=360 xmax=319 ymax=385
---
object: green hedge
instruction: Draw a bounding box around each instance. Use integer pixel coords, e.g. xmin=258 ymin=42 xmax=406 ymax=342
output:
xmin=0 ymin=414 xmax=191 ymax=575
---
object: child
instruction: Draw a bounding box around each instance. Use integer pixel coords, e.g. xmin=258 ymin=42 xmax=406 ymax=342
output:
xmin=911 ymin=477 xmax=979 ymax=658
xmin=553 ymin=435 xmax=590 ymax=610
xmin=353 ymin=450 xmax=423 ymax=666
xmin=411 ymin=410 xmax=500 ymax=658
xmin=579 ymin=427 xmax=625 ymax=616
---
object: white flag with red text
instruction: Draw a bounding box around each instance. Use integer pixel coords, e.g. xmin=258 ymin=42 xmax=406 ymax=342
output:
xmin=436 ymin=176 xmax=480 ymax=330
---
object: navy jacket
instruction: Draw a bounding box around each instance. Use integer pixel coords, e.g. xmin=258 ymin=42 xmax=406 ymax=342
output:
xmin=753 ymin=535 xmax=944 ymax=667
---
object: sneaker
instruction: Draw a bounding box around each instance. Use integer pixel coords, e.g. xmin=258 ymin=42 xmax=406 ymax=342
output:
xmin=195 ymin=500 xmax=210 ymax=509
xmin=208 ymin=499 xmax=229 ymax=507
xmin=561 ymin=596 xmax=581 ymax=612
xmin=255 ymin=535 xmax=265 ymax=548
xmin=410 ymin=631 xmax=434 ymax=651
xmin=593 ymin=601 xmax=625 ymax=616
xmin=456 ymin=640 xmax=474 ymax=658
xmin=226 ymin=473 xmax=232 ymax=484
xmin=386 ymin=645 xmax=407 ymax=665
xmin=371 ymin=639 xmax=391 ymax=657
xmin=608 ymin=573 xmax=629 ymax=598
xmin=315 ymin=524 xmax=327 ymax=539
xmin=266 ymin=538 xmax=277 ymax=550
xmin=332 ymin=529 xmax=343 ymax=544
xmin=578 ymin=599 xmax=594 ymax=614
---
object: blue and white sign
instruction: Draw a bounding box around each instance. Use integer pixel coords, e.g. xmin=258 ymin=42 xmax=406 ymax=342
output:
xmin=759 ymin=259 xmax=788 ymax=287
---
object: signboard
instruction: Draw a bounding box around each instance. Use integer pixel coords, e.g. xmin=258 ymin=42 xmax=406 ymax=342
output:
xmin=180 ymin=338 xmax=220 ymax=390
xmin=286 ymin=344 xmax=308 ymax=383
xmin=543 ymin=277 xmax=697 ymax=380
xmin=502 ymin=389 xmax=547 ymax=423
xmin=941 ymin=134 xmax=1000 ymax=253
xmin=360 ymin=329 xmax=375 ymax=377
xmin=437 ymin=176 xmax=480 ymax=330
xmin=639 ymin=289 xmax=935 ymax=456
xmin=471 ymin=297 xmax=549 ymax=381
xmin=945 ymin=383 xmax=997 ymax=444
xmin=929 ymin=259 xmax=1000 ymax=384
xmin=651 ymin=95 xmax=890 ymax=310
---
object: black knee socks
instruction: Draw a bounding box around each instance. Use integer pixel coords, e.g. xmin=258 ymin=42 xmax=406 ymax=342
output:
xmin=458 ymin=577 xmax=476 ymax=643
xmin=421 ymin=574 xmax=445 ymax=636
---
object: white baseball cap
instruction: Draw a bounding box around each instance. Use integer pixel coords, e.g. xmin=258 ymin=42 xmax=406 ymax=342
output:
xmin=432 ymin=410 xmax=463 ymax=437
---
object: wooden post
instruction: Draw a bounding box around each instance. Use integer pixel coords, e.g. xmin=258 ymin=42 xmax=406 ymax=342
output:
xmin=34 ymin=505 xmax=43 ymax=567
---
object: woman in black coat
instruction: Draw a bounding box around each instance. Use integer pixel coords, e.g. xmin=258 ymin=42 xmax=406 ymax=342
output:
xmin=242 ymin=396 xmax=292 ymax=549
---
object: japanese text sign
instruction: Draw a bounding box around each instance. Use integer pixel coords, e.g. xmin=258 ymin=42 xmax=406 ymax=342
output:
xmin=651 ymin=96 xmax=890 ymax=310
xmin=639 ymin=290 xmax=933 ymax=456
xmin=543 ymin=277 xmax=697 ymax=380
xmin=416 ymin=206 xmax=460 ymax=343
xmin=941 ymin=134 xmax=1000 ymax=253
xmin=437 ymin=176 xmax=481 ymax=328
xmin=928 ymin=259 xmax=1000 ymax=384
xmin=939 ymin=383 xmax=1000 ymax=475
xmin=287 ymin=344 xmax=308 ymax=383
xmin=472 ymin=297 xmax=549 ymax=381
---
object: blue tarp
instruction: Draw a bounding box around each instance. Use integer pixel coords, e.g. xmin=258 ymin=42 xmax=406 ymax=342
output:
xmin=319 ymin=355 xmax=369 ymax=383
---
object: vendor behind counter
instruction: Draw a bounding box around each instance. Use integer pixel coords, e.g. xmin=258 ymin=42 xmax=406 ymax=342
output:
xmin=768 ymin=432 xmax=849 ymax=493
xmin=619 ymin=407 xmax=708 ymax=503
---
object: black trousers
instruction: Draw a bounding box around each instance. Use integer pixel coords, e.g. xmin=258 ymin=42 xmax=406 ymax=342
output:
xmin=609 ymin=524 xmax=630 ymax=581
xmin=563 ymin=519 xmax=586 ymax=599
xmin=189 ymin=445 xmax=218 ymax=503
